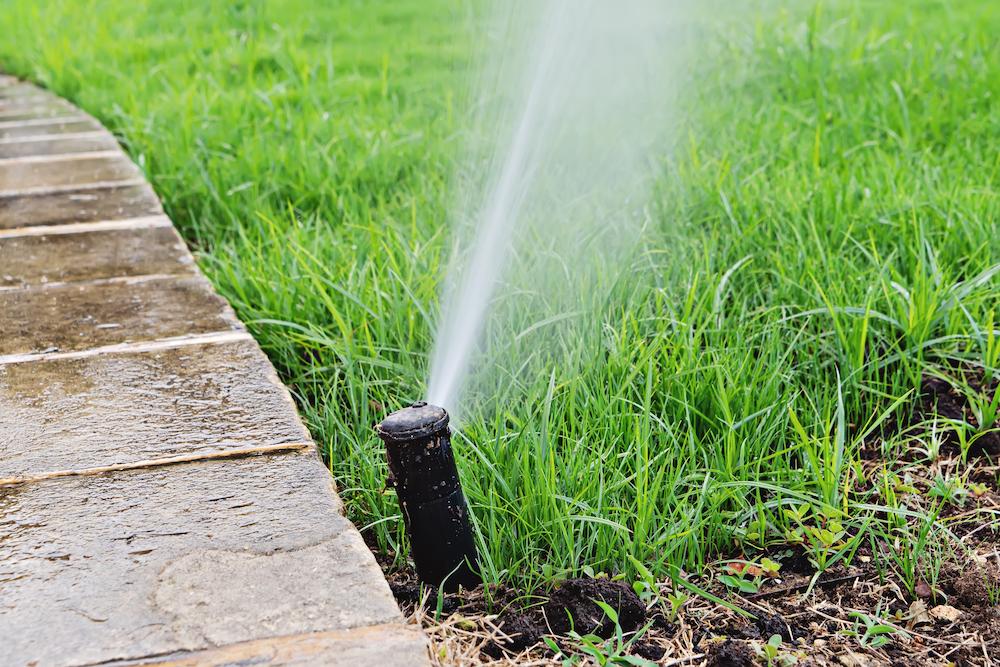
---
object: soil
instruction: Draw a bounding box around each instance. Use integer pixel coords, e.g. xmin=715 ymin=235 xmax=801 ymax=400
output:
xmin=705 ymin=638 xmax=755 ymax=667
xmin=366 ymin=368 xmax=1000 ymax=665
xmin=543 ymin=578 xmax=645 ymax=636
xmin=386 ymin=571 xmax=647 ymax=658
xmin=867 ymin=367 xmax=1000 ymax=460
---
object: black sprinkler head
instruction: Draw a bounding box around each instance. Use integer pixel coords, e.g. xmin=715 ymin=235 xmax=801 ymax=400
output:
xmin=376 ymin=402 xmax=480 ymax=591
xmin=377 ymin=401 xmax=449 ymax=444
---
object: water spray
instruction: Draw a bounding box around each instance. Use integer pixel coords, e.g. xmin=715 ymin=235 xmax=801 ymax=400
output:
xmin=376 ymin=402 xmax=480 ymax=591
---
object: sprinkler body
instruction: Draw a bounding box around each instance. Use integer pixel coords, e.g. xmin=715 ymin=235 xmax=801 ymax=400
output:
xmin=376 ymin=402 xmax=480 ymax=591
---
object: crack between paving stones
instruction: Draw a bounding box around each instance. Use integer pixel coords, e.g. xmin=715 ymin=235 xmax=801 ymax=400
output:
xmin=0 ymin=215 xmax=172 ymax=238
xmin=0 ymin=331 xmax=254 ymax=365
xmin=0 ymin=178 xmax=146 ymax=198
xmin=75 ymin=624 xmax=425 ymax=667
xmin=0 ymin=149 xmax=122 ymax=166
xmin=0 ymin=271 xmax=200 ymax=293
xmin=0 ymin=441 xmax=315 ymax=488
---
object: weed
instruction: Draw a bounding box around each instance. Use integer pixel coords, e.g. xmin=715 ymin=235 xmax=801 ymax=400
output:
xmin=756 ymin=634 xmax=799 ymax=667
xmin=543 ymin=601 xmax=657 ymax=667
xmin=843 ymin=610 xmax=907 ymax=649
xmin=928 ymin=475 xmax=969 ymax=507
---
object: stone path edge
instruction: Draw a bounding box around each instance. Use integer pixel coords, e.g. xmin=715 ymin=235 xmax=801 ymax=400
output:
xmin=0 ymin=73 xmax=429 ymax=666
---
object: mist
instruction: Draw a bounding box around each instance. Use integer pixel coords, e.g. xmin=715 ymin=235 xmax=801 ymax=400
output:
xmin=428 ymin=0 xmax=692 ymax=419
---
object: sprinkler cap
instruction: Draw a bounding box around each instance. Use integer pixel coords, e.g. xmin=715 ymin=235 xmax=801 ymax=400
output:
xmin=377 ymin=402 xmax=449 ymax=443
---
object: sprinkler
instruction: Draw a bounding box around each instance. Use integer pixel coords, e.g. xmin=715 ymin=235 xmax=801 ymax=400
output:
xmin=376 ymin=401 xmax=480 ymax=591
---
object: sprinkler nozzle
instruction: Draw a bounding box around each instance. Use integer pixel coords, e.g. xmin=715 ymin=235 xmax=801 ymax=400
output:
xmin=376 ymin=402 xmax=480 ymax=591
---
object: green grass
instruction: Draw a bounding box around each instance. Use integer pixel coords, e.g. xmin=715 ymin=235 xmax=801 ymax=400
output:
xmin=3 ymin=0 xmax=997 ymax=595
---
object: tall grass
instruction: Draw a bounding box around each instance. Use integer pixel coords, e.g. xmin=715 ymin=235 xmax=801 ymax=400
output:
xmin=2 ymin=0 xmax=997 ymax=592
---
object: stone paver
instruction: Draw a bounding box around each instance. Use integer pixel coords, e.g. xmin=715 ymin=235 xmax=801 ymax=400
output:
xmin=0 ymin=220 xmax=192 ymax=288
xmin=0 ymin=276 xmax=244 ymax=357
xmin=0 ymin=117 xmax=100 ymax=141
xmin=0 ymin=82 xmax=45 ymax=98
xmin=0 ymin=132 xmax=119 ymax=159
xmin=108 ymin=626 xmax=429 ymax=666
xmin=0 ymin=340 xmax=310 ymax=480
xmin=0 ymin=182 xmax=163 ymax=228
xmin=0 ymin=75 xmax=426 ymax=667
xmin=0 ymin=100 xmax=73 ymax=121
xmin=0 ymin=153 xmax=140 ymax=193
xmin=0 ymin=452 xmax=402 ymax=667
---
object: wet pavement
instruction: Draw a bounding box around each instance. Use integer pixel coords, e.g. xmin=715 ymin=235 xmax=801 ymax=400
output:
xmin=0 ymin=182 xmax=164 ymax=228
xmin=0 ymin=220 xmax=193 ymax=287
xmin=1 ymin=452 xmax=402 ymax=665
xmin=0 ymin=340 xmax=313 ymax=481
xmin=0 ymin=132 xmax=121 ymax=159
xmin=0 ymin=75 xmax=426 ymax=666
xmin=0 ymin=275 xmax=244 ymax=357
xmin=0 ymin=153 xmax=141 ymax=193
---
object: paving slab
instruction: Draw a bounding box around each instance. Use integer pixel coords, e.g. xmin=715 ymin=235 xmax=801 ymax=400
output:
xmin=0 ymin=339 xmax=312 ymax=479
xmin=0 ymin=221 xmax=193 ymax=288
xmin=0 ymin=275 xmax=243 ymax=357
xmin=0 ymin=100 xmax=73 ymax=121
xmin=0 ymin=94 xmax=57 ymax=107
xmin=0 ymin=452 xmax=406 ymax=667
xmin=0 ymin=182 xmax=162 ymax=227
xmin=0 ymin=82 xmax=46 ymax=98
xmin=0 ymin=117 xmax=101 ymax=140
xmin=0 ymin=132 xmax=118 ymax=159
xmin=0 ymin=153 xmax=139 ymax=193
xmin=109 ymin=626 xmax=430 ymax=667
xmin=0 ymin=114 xmax=85 ymax=129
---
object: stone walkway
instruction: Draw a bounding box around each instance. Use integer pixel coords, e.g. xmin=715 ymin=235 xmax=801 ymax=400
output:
xmin=0 ymin=75 xmax=428 ymax=666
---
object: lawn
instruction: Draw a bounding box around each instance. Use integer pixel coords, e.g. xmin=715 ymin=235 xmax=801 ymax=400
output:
xmin=3 ymin=0 xmax=998 ymax=658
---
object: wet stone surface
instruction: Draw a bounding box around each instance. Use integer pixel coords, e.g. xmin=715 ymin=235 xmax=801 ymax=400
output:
xmin=0 ymin=222 xmax=193 ymax=288
xmin=108 ymin=626 xmax=430 ymax=667
xmin=0 ymin=452 xmax=403 ymax=667
xmin=0 ymin=99 xmax=73 ymax=121
xmin=0 ymin=275 xmax=243 ymax=357
xmin=0 ymin=182 xmax=163 ymax=228
xmin=0 ymin=82 xmax=47 ymax=98
xmin=0 ymin=94 xmax=57 ymax=107
xmin=0 ymin=117 xmax=100 ymax=140
xmin=0 ymin=340 xmax=311 ymax=478
xmin=0 ymin=153 xmax=140 ymax=192
xmin=0 ymin=132 xmax=118 ymax=159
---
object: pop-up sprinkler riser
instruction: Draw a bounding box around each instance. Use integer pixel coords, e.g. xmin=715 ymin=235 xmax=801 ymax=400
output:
xmin=376 ymin=401 xmax=480 ymax=591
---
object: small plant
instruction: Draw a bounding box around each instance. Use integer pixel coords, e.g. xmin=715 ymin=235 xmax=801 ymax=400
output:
xmin=969 ymin=481 xmax=989 ymax=497
xmin=892 ymin=471 xmax=921 ymax=495
xmin=914 ymin=421 xmax=946 ymax=461
xmin=782 ymin=502 xmax=812 ymax=545
xmin=881 ymin=508 xmax=944 ymax=599
xmin=843 ymin=611 xmax=905 ymax=649
xmin=805 ymin=523 xmax=846 ymax=570
xmin=543 ymin=600 xmax=657 ymax=667
xmin=927 ymin=474 xmax=969 ymax=507
xmin=968 ymin=387 xmax=1000 ymax=433
xmin=770 ymin=499 xmax=851 ymax=574
xmin=756 ymin=634 xmax=798 ymax=667
xmin=665 ymin=591 xmax=688 ymax=623
xmin=627 ymin=556 xmax=659 ymax=608
xmin=987 ymin=574 xmax=1000 ymax=605
xmin=719 ymin=562 xmax=762 ymax=594
xmin=740 ymin=516 xmax=769 ymax=547
xmin=761 ymin=557 xmax=782 ymax=576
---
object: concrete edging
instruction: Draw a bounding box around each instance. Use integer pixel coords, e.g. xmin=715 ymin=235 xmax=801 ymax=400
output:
xmin=0 ymin=74 xmax=428 ymax=667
